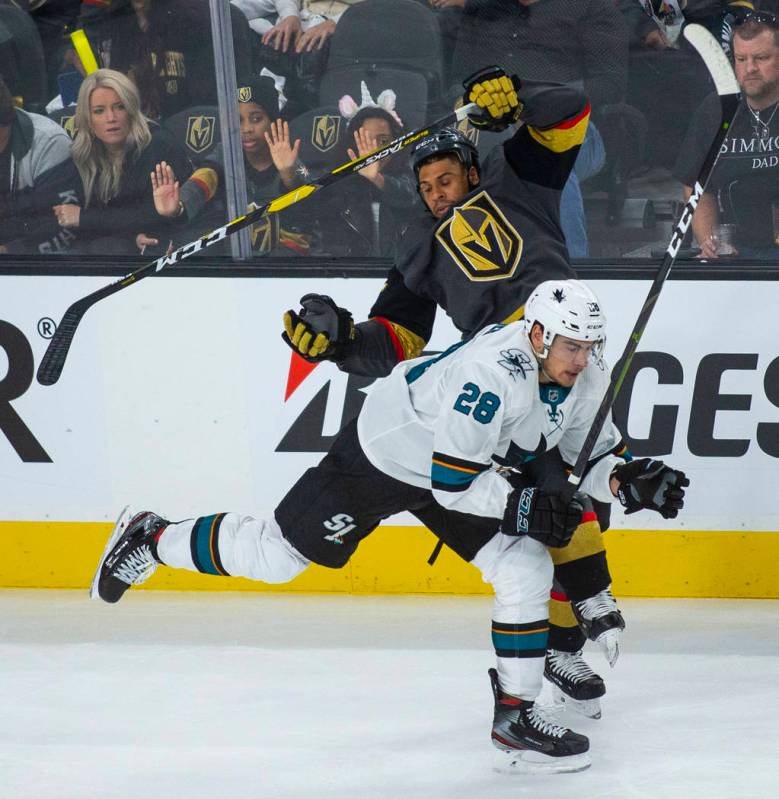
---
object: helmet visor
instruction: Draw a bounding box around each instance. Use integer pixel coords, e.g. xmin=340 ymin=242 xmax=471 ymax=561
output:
xmin=548 ymin=335 xmax=605 ymax=365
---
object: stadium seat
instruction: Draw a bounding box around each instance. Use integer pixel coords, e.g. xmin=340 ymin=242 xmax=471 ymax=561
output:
xmin=162 ymin=105 xmax=221 ymax=167
xmin=47 ymin=106 xmax=78 ymax=139
xmin=288 ymin=105 xmax=346 ymax=175
xmin=325 ymin=0 xmax=444 ymax=103
xmin=319 ymin=66 xmax=429 ymax=130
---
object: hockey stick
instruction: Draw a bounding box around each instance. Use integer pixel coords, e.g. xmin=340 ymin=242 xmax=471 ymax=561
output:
xmin=568 ymin=23 xmax=740 ymax=485
xmin=36 ymin=102 xmax=479 ymax=386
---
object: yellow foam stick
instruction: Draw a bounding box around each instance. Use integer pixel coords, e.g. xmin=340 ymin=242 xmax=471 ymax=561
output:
xmin=70 ymin=29 xmax=99 ymax=75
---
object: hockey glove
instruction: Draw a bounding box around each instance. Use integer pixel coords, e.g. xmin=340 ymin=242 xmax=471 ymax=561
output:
xmin=462 ymin=66 xmax=523 ymax=132
xmin=282 ymin=294 xmax=355 ymax=362
xmin=502 ymin=482 xmax=588 ymax=548
xmin=612 ymin=458 xmax=689 ymax=519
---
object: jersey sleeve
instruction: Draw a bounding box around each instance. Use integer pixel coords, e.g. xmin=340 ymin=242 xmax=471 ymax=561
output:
xmin=430 ymin=361 xmax=517 ymax=520
xmin=556 ymin=363 xmax=625 ymax=504
xmin=503 ymin=82 xmax=591 ymax=191
xmin=335 ymin=267 xmax=436 ymax=378
xmin=367 ymin=266 xmax=436 ymax=361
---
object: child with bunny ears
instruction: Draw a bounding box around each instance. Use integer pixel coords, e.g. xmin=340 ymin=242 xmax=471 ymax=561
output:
xmin=314 ymin=81 xmax=418 ymax=257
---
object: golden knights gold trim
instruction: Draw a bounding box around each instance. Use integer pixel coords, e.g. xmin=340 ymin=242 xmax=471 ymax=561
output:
xmin=238 ymin=86 xmax=252 ymax=103
xmin=312 ymin=115 xmax=340 ymax=152
xmin=186 ymin=115 xmax=216 ymax=154
xmin=436 ymin=190 xmax=524 ymax=282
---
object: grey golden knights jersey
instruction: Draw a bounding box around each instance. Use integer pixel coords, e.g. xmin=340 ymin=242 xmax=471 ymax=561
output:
xmin=357 ymin=322 xmax=622 ymax=522
xmin=347 ymin=89 xmax=592 ymax=379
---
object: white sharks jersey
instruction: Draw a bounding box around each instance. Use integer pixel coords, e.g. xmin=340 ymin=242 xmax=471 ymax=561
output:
xmin=357 ymin=322 xmax=622 ymax=520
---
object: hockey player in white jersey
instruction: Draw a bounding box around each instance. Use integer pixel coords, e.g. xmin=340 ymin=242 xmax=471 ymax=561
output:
xmin=91 ymin=279 xmax=688 ymax=774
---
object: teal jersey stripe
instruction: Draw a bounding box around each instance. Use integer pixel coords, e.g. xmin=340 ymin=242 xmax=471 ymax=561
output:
xmin=431 ymin=462 xmax=479 ymax=486
xmin=491 ymin=629 xmax=549 ymax=653
xmin=191 ymin=514 xmax=224 ymax=576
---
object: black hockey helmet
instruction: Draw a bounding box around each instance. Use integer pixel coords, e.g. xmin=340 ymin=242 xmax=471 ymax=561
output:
xmin=410 ymin=127 xmax=480 ymax=180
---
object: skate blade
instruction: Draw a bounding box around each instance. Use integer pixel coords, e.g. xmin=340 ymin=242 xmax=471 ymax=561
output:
xmin=89 ymin=505 xmax=133 ymax=600
xmin=596 ymin=628 xmax=621 ymax=667
xmin=493 ymin=748 xmax=591 ymax=775
xmin=549 ymin=684 xmax=602 ymax=720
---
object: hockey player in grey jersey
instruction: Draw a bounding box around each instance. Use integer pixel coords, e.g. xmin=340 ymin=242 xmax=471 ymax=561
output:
xmin=91 ymin=279 xmax=688 ymax=774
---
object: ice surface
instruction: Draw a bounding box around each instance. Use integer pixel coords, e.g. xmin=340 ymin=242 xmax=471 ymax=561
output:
xmin=1 ymin=591 xmax=776 ymax=799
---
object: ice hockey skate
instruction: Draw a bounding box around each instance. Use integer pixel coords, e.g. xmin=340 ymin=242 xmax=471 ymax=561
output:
xmin=90 ymin=506 xmax=167 ymax=603
xmin=544 ymin=649 xmax=606 ymax=719
xmin=489 ymin=668 xmax=590 ymax=774
xmin=573 ymin=585 xmax=625 ymax=666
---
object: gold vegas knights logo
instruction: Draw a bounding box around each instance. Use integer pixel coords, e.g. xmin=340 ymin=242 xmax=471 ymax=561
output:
xmin=186 ymin=115 xmax=216 ymax=154
xmin=436 ymin=190 xmax=524 ymax=281
xmin=238 ymin=86 xmax=252 ymax=103
xmin=312 ymin=115 xmax=340 ymax=152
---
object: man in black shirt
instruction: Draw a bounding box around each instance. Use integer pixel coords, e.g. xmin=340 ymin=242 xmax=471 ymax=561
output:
xmin=674 ymin=11 xmax=779 ymax=258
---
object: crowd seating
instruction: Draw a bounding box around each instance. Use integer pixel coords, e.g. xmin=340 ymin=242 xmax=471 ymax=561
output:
xmin=1 ymin=0 xmax=777 ymax=260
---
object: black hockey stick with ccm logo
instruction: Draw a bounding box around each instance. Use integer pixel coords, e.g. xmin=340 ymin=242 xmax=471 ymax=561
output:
xmin=568 ymin=23 xmax=740 ymax=486
xmin=36 ymin=102 xmax=480 ymax=386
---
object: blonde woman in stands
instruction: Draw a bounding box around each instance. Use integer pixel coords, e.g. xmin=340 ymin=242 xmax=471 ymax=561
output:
xmin=52 ymin=68 xmax=190 ymax=255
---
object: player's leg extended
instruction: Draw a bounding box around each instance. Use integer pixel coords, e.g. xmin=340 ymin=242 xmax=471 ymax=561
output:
xmin=472 ymin=532 xmax=591 ymax=774
xmin=91 ymin=419 xmax=424 ymax=602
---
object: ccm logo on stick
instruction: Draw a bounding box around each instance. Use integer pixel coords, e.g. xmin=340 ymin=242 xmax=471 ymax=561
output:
xmin=0 ymin=321 xmax=51 ymax=462
xmin=613 ymin=351 xmax=779 ymax=458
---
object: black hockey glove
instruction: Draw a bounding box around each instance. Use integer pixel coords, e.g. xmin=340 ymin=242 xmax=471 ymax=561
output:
xmin=612 ymin=458 xmax=689 ymax=519
xmin=462 ymin=66 xmax=523 ymax=132
xmin=502 ymin=481 xmax=588 ymax=548
xmin=282 ymin=294 xmax=355 ymax=362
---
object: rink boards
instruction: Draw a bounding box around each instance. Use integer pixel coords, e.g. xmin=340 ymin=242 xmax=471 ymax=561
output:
xmin=1 ymin=274 xmax=778 ymax=597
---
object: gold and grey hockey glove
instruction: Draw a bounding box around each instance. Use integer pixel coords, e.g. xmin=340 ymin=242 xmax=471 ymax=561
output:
xmin=462 ymin=66 xmax=523 ymax=132
xmin=282 ymin=293 xmax=355 ymax=362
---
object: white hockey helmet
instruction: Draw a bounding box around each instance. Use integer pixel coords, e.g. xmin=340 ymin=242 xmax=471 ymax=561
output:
xmin=524 ymin=279 xmax=606 ymax=359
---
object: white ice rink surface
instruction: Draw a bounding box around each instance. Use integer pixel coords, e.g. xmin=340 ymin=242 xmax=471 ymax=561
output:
xmin=1 ymin=591 xmax=777 ymax=799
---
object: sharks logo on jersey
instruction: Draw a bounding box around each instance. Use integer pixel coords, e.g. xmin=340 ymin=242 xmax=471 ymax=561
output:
xmin=436 ymin=190 xmax=524 ymax=282
xmin=497 ymin=348 xmax=533 ymax=380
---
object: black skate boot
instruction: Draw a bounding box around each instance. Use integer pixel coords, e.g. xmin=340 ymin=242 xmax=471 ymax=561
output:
xmin=573 ymin=586 xmax=626 ymax=666
xmin=90 ymin=507 xmax=168 ymax=603
xmin=544 ymin=649 xmax=606 ymax=719
xmin=489 ymin=668 xmax=590 ymax=774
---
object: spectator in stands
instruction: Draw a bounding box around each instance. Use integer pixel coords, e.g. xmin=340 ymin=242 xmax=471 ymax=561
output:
xmin=674 ymin=10 xmax=779 ymax=258
xmin=0 ymin=0 xmax=49 ymax=113
xmin=52 ymin=68 xmax=192 ymax=254
xmin=0 ymin=74 xmax=79 ymax=254
xmin=310 ymin=81 xmax=417 ymax=256
xmin=149 ymin=75 xmax=310 ymax=255
xmin=451 ymin=0 xmax=628 ymax=113
xmin=243 ymin=1 xmax=364 ymax=114
xmin=78 ymin=0 xmax=253 ymax=119
xmin=425 ymin=0 xmax=466 ymax=83
xmin=232 ymin=1 xmax=301 ymax=52
xmin=618 ymin=1 xmax=755 ymax=51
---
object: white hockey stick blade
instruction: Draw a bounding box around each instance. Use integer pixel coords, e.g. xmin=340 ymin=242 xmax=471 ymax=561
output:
xmin=683 ymin=23 xmax=739 ymax=97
